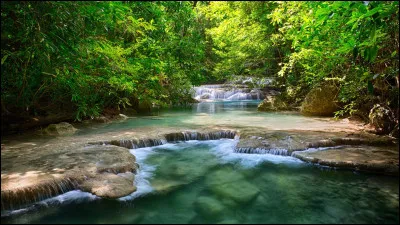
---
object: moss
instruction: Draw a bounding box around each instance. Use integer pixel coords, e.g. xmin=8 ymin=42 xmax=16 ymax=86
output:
xmin=300 ymin=82 xmax=340 ymax=116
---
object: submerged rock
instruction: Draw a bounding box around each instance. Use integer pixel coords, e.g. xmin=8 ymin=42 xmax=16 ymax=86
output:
xmin=211 ymin=181 xmax=260 ymax=204
xmin=194 ymin=196 xmax=225 ymax=216
xmin=300 ymin=82 xmax=340 ymax=116
xmin=44 ymin=122 xmax=77 ymax=135
xmin=206 ymin=169 xmax=260 ymax=203
xmin=151 ymin=179 xmax=188 ymax=194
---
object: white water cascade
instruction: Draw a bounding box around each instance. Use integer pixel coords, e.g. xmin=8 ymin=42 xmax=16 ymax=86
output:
xmin=193 ymin=84 xmax=267 ymax=101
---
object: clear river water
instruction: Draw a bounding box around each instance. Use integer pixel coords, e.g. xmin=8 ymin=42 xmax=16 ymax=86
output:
xmin=1 ymin=100 xmax=399 ymax=224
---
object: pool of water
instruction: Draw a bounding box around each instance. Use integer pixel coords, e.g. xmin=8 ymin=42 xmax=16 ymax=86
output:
xmin=74 ymin=100 xmax=359 ymax=136
xmin=2 ymin=139 xmax=399 ymax=224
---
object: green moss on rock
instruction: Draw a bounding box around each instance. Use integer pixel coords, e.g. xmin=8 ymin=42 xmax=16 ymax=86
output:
xmin=300 ymin=82 xmax=340 ymax=116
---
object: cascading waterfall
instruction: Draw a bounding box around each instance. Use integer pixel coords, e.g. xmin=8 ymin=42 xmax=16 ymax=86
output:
xmin=165 ymin=130 xmax=237 ymax=142
xmin=193 ymin=84 xmax=266 ymax=101
xmin=88 ymin=138 xmax=167 ymax=149
xmin=1 ymin=177 xmax=80 ymax=211
xmin=235 ymin=147 xmax=290 ymax=156
xmin=87 ymin=130 xmax=237 ymax=149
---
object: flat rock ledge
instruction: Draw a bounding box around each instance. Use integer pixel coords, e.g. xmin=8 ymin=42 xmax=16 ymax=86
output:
xmin=234 ymin=129 xmax=398 ymax=176
xmin=292 ymin=145 xmax=399 ymax=176
xmin=1 ymin=145 xmax=137 ymax=211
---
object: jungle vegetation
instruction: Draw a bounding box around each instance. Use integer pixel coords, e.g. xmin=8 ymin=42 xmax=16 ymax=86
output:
xmin=1 ymin=1 xmax=398 ymax=131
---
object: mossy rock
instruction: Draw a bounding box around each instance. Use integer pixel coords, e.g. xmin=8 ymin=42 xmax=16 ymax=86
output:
xmin=257 ymin=95 xmax=290 ymax=112
xmin=44 ymin=122 xmax=77 ymax=135
xmin=300 ymin=82 xmax=340 ymax=116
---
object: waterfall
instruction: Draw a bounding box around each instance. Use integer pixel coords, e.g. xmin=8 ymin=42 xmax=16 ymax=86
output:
xmin=234 ymin=147 xmax=290 ymax=156
xmin=165 ymin=130 xmax=237 ymax=142
xmin=1 ymin=177 xmax=80 ymax=211
xmin=193 ymin=84 xmax=265 ymax=101
xmin=87 ymin=130 xmax=237 ymax=149
xmin=88 ymin=138 xmax=167 ymax=149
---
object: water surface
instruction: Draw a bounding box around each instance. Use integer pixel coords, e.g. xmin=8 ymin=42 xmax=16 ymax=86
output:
xmin=2 ymin=140 xmax=398 ymax=224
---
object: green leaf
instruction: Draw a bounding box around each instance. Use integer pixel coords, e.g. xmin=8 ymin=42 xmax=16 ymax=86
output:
xmin=367 ymin=80 xmax=374 ymax=94
xmin=363 ymin=7 xmax=381 ymax=18
xmin=369 ymin=46 xmax=378 ymax=62
xmin=1 ymin=55 xmax=9 ymax=65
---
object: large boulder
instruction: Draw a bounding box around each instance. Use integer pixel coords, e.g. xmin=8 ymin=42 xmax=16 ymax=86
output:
xmin=257 ymin=95 xmax=289 ymax=111
xmin=300 ymin=82 xmax=340 ymax=116
xmin=44 ymin=122 xmax=77 ymax=135
xmin=369 ymin=104 xmax=396 ymax=134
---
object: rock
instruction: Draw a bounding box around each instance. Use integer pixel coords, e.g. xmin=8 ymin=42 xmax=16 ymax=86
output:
xmin=211 ymin=180 xmax=260 ymax=204
xmin=116 ymin=114 xmax=129 ymax=120
xmin=79 ymin=172 xmax=136 ymax=199
xmin=205 ymin=169 xmax=245 ymax=186
xmin=44 ymin=122 xmax=77 ymax=135
xmin=1 ymin=144 xmax=138 ymax=209
xmin=93 ymin=116 xmax=110 ymax=123
xmin=206 ymin=169 xmax=260 ymax=204
xmin=194 ymin=196 xmax=225 ymax=216
xmin=200 ymin=93 xmax=211 ymax=99
xmin=257 ymin=96 xmax=275 ymax=111
xmin=151 ymin=179 xmax=188 ymax=194
xmin=257 ymin=95 xmax=289 ymax=111
xmin=300 ymin=82 xmax=340 ymax=116
xmin=368 ymin=104 xmax=396 ymax=134
xmin=292 ymin=145 xmax=399 ymax=175
xmin=117 ymin=172 xmax=136 ymax=181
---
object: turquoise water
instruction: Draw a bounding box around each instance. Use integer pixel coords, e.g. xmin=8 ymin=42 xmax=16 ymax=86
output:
xmin=2 ymin=139 xmax=399 ymax=224
xmin=1 ymin=101 xmax=399 ymax=223
xmin=75 ymin=100 xmax=352 ymax=136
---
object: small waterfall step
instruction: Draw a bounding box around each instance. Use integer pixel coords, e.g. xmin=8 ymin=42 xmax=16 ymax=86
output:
xmin=234 ymin=147 xmax=290 ymax=156
xmin=193 ymin=84 xmax=267 ymax=101
xmin=87 ymin=130 xmax=238 ymax=149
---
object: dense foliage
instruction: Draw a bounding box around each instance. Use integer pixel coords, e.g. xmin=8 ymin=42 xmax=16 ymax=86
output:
xmin=202 ymin=1 xmax=398 ymax=121
xmin=1 ymin=1 xmax=399 ymax=129
xmin=1 ymin=1 xmax=206 ymax=121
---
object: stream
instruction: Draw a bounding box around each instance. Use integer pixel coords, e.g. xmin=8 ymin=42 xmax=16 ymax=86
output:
xmin=1 ymin=96 xmax=399 ymax=223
